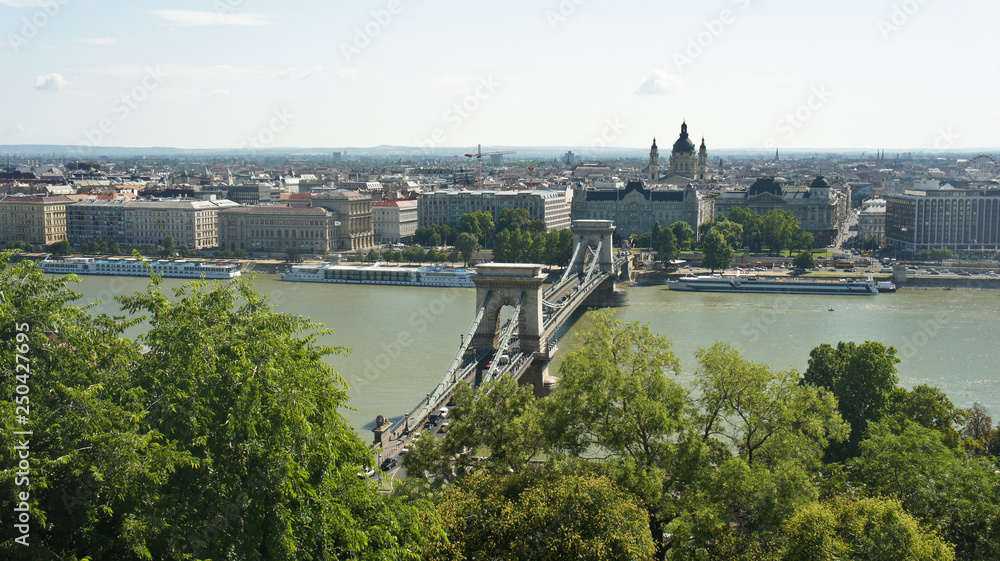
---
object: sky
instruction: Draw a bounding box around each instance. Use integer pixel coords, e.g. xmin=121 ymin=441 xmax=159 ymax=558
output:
xmin=1 ymin=0 xmax=998 ymax=152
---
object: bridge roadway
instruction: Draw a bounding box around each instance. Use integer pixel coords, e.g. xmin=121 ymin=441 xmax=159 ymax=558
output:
xmin=374 ymin=251 xmax=628 ymax=465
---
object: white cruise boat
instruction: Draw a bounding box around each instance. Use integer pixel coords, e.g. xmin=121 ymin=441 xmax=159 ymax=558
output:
xmin=280 ymin=263 xmax=475 ymax=288
xmin=40 ymin=257 xmax=241 ymax=279
xmin=670 ymin=273 xmax=878 ymax=295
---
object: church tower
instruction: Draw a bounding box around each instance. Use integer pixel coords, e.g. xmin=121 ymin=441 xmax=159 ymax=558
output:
xmin=669 ymin=121 xmax=697 ymax=178
xmin=649 ymin=138 xmax=660 ymax=182
xmin=697 ymin=137 xmax=708 ymax=180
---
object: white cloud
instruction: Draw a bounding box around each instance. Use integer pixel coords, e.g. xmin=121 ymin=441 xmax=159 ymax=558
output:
xmin=34 ymin=73 xmax=70 ymax=91
xmin=635 ymin=70 xmax=683 ymax=96
xmin=336 ymin=67 xmax=360 ymax=79
xmin=301 ymin=65 xmax=323 ymax=80
xmin=150 ymin=10 xmax=271 ymax=27
xmin=76 ymin=37 xmax=118 ymax=47
xmin=276 ymin=67 xmax=296 ymax=79
xmin=206 ymin=88 xmax=232 ymax=97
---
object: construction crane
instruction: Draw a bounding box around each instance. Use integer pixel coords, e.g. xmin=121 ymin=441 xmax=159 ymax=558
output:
xmin=463 ymin=144 xmax=515 ymax=189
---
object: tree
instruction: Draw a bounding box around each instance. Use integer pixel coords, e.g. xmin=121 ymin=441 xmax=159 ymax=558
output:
xmin=726 ymin=206 xmax=762 ymax=249
xmin=700 ymin=218 xmax=743 ymax=249
xmin=543 ymin=310 xmax=701 ymax=559
xmin=693 ymin=342 xmax=847 ymax=469
xmin=408 ymin=375 xmax=545 ymax=480
xmin=801 ymin=341 xmax=900 ymax=461
xmin=4 ymin=240 xmax=30 ymax=252
xmin=177 ymin=244 xmax=190 ymax=257
xmin=285 ymin=246 xmax=300 ymax=262
xmin=793 ymin=230 xmax=815 ymax=252
xmin=884 ymin=384 xmax=966 ymax=448
xmin=401 ymin=245 xmax=426 ymax=264
xmin=854 ymin=420 xmax=1000 ymax=560
xmin=760 ymin=209 xmax=799 ymax=255
xmin=961 ymin=402 xmax=994 ymax=454
xmin=783 ymin=497 xmax=956 ymax=561
xmin=652 ymin=222 xmax=679 ymax=263
xmin=426 ymin=471 xmax=656 ymax=561
xmin=0 ymin=254 xmax=437 ymax=560
xmin=454 ymin=232 xmax=480 ymax=266
xmin=161 ymin=235 xmax=176 ymax=257
xmin=793 ymin=251 xmax=815 ymax=271
xmin=701 ymin=229 xmax=733 ymax=272
xmin=233 ymin=248 xmax=246 ymax=259
xmin=495 ymin=207 xmax=531 ymax=234
xmin=45 ymin=239 xmax=72 ymax=255
xmin=669 ymin=221 xmax=696 ymax=250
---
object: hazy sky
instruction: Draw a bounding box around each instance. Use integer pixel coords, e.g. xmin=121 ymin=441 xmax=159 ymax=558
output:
xmin=2 ymin=0 xmax=997 ymax=151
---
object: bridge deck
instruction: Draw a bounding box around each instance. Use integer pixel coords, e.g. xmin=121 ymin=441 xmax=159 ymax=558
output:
xmin=377 ymin=250 xmax=628 ymax=460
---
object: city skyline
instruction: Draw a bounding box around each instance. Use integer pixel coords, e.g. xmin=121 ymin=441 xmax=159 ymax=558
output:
xmin=2 ymin=0 xmax=997 ymax=151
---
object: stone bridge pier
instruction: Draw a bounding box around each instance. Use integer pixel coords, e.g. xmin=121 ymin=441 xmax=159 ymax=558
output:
xmin=571 ymin=220 xmax=629 ymax=307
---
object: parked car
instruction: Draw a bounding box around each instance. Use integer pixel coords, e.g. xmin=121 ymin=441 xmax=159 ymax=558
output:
xmin=380 ymin=457 xmax=398 ymax=471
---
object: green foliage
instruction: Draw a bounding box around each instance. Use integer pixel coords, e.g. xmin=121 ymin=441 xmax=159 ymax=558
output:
xmin=492 ymin=228 xmax=571 ymax=266
xmin=783 ymin=497 xmax=955 ymax=561
xmin=427 ymin=471 xmax=656 ymax=560
xmin=495 ymin=208 xmax=533 ymax=234
xmin=694 ymin=343 xmax=848 ymax=469
xmin=853 ymin=421 xmax=1000 ymax=560
xmin=669 ymin=221 xmax=696 ymax=250
xmin=802 ymin=341 xmax=900 ymax=461
xmin=884 ymin=384 xmax=966 ymax=448
xmin=402 ymin=245 xmax=427 ymax=263
xmin=760 ymin=209 xmax=799 ymax=255
xmin=701 ymin=229 xmax=733 ymax=272
xmin=961 ymin=402 xmax=997 ymax=455
xmin=177 ymin=244 xmax=190 ymax=257
xmin=454 ymin=232 xmax=480 ymax=266
xmin=725 ymin=206 xmax=762 ymax=249
xmin=415 ymin=223 xmax=458 ymax=247
xmin=4 ymin=240 xmax=32 ymax=252
xmin=0 ymin=254 xmax=438 ymax=560
xmin=700 ymin=218 xmax=743 ymax=249
xmin=792 ymin=251 xmax=815 ymax=270
xmin=408 ymin=376 xmax=544 ymax=481
xmin=233 ymin=248 xmax=247 ymax=259
xmin=456 ymin=209 xmax=494 ymax=246
xmin=285 ymin=245 xmax=300 ymax=262
xmin=45 ymin=239 xmax=72 ymax=255
xmin=79 ymin=237 xmax=111 ymax=254
xmin=793 ymin=230 xmax=815 ymax=252
xmin=916 ymin=248 xmax=958 ymax=261
xmin=651 ymin=221 xmax=679 ymax=262
xmin=160 ymin=235 xmax=175 ymax=257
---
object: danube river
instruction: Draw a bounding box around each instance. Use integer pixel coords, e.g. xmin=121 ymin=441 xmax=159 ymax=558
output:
xmin=63 ymin=273 xmax=1000 ymax=435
